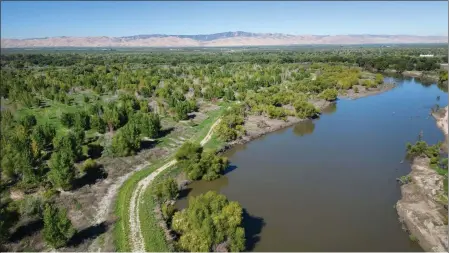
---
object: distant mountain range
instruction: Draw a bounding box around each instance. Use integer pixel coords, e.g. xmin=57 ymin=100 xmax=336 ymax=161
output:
xmin=1 ymin=31 xmax=447 ymax=48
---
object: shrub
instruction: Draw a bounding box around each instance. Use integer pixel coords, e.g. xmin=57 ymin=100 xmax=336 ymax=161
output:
xmin=153 ymin=178 xmax=178 ymax=203
xmin=60 ymin=112 xmax=75 ymax=128
xmin=161 ymin=202 xmax=177 ymax=221
xmin=172 ymin=191 xmax=245 ymax=252
xmin=19 ymin=195 xmax=44 ymax=218
xmin=43 ymin=204 xmax=75 ymax=248
xmin=319 ymin=88 xmax=338 ymax=101
xmin=294 ymin=100 xmax=319 ymax=119
xmin=81 ymin=158 xmax=97 ymax=173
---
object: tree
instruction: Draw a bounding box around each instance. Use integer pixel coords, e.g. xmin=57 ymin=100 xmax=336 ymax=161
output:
xmin=175 ymin=142 xmax=228 ymax=181
xmin=53 ymin=132 xmax=82 ymax=162
xmin=111 ymin=122 xmax=141 ymax=156
xmin=294 ymin=100 xmax=319 ymax=119
xmin=43 ymin=203 xmax=75 ymax=248
xmin=375 ymin=73 xmax=384 ymax=84
xmin=60 ymin=112 xmax=75 ymax=128
xmin=197 ymin=151 xmax=229 ymax=181
xmin=48 ymin=150 xmax=75 ymax=190
xmin=103 ymin=104 xmax=121 ymax=132
xmin=90 ymin=114 xmax=106 ymax=134
xmin=172 ymin=191 xmax=245 ymax=252
xmin=131 ymin=112 xmax=161 ymax=138
xmin=153 ymin=178 xmax=178 ymax=203
xmin=20 ymin=114 xmax=37 ymax=130
xmin=74 ymin=111 xmax=90 ymax=130
xmin=319 ymin=88 xmax=338 ymax=101
xmin=175 ymin=142 xmax=203 ymax=162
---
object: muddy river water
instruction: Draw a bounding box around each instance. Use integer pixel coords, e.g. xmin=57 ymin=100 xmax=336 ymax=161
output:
xmin=176 ymin=77 xmax=448 ymax=251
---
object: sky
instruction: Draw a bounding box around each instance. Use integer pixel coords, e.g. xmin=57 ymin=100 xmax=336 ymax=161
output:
xmin=1 ymin=1 xmax=448 ymax=39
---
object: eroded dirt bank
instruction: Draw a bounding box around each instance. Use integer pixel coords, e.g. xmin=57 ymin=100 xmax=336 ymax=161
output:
xmin=396 ymin=106 xmax=448 ymax=252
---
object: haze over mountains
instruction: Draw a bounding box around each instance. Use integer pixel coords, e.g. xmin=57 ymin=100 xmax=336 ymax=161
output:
xmin=1 ymin=31 xmax=447 ymax=48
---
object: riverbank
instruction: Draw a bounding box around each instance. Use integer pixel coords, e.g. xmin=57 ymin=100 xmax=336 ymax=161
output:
xmin=217 ymin=83 xmax=396 ymax=153
xmin=396 ymin=106 xmax=448 ymax=252
xmin=339 ymin=83 xmax=397 ymax=100
xmin=402 ymin=70 xmax=440 ymax=83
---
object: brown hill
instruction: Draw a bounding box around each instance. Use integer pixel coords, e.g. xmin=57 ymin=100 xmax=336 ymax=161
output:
xmin=1 ymin=32 xmax=447 ymax=48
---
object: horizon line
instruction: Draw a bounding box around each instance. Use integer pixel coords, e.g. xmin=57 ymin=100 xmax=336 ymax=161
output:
xmin=3 ymin=32 xmax=449 ymax=40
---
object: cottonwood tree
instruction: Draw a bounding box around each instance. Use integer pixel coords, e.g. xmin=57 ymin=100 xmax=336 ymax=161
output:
xmin=172 ymin=191 xmax=245 ymax=252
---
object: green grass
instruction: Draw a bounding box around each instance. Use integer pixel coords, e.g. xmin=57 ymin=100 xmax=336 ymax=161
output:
xmin=113 ymin=158 xmax=171 ymax=252
xmin=140 ymin=165 xmax=182 ymax=252
xmin=113 ymin=103 xmax=227 ymax=252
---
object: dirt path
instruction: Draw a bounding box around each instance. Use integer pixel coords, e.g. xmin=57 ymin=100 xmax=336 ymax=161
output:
xmin=94 ymin=162 xmax=151 ymax=225
xmin=200 ymin=118 xmax=221 ymax=146
xmin=129 ymin=118 xmax=221 ymax=252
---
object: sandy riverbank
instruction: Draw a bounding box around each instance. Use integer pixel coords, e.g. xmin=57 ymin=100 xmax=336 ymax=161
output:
xmin=402 ymin=70 xmax=440 ymax=83
xmin=396 ymin=106 xmax=448 ymax=252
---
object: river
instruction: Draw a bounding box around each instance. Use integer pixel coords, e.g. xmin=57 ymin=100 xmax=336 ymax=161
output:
xmin=176 ymin=77 xmax=448 ymax=252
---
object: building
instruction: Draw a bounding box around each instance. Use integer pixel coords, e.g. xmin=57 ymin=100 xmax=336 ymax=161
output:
xmin=419 ymin=54 xmax=434 ymax=57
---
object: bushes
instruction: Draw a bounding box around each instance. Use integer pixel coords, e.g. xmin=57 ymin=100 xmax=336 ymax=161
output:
xmin=171 ymin=191 xmax=245 ymax=252
xmin=91 ymin=114 xmax=106 ymax=134
xmin=153 ymin=178 xmax=178 ymax=203
xmin=111 ymin=122 xmax=141 ymax=157
xmin=294 ymin=100 xmax=319 ymax=119
xmin=74 ymin=111 xmax=90 ymax=130
xmin=319 ymin=88 xmax=338 ymax=101
xmin=131 ymin=112 xmax=161 ymax=139
xmin=81 ymin=158 xmax=97 ymax=172
xmin=48 ymin=150 xmax=75 ymax=190
xmin=53 ymin=132 xmax=83 ymax=162
xmin=19 ymin=195 xmax=44 ymax=218
xmin=43 ymin=203 xmax=75 ymax=248
xmin=60 ymin=112 xmax=75 ymax=128
xmin=175 ymin=142 xmax=229 ymax=181
xmin=20 ymin=114 xmax=37 ymax=130
xmin=215 ymin=106 xmax=246 ymax=142
xmin=405 ymin=141 xmax=440 ymax=158
xmin=375 ymin=73 xmax=384 ymax=84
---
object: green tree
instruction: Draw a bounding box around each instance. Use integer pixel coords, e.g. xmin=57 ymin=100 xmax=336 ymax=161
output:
xmin=53 ymin=132 xmax=82 ymax=162
xmin=319 ymin=88 xmax=338 ymax=101
xmin=103 ymin=104 xmax=121 ymax=132
xmin=20 ymin=114 xmax=37 ymax=130
xmin=153 ymin=178 xmax=178 ymax=203
xmin=172 ymin=191 xmax=245 ymax=252
xmin=131 ymin=112 xmax=161 ymax=138
xmin=198 ymin=151 xmax=229 ymax=181
xmin=43 ymin=203 xmax=75 ymax=248
xmin=74 ymin=111 xmax=90 ymax=130
xmin=175 ymin=142 xmax=228 ymax=180
xmin=60 ymin=112 xmax=75 ymax=128
xmin=111 ymin=122 xmax=141 ymax=156
xmin=90 ymin=114 xmax=106 ymax=134
xmin=294 ymin=100 xmax=319 ymax=119
xmin=48 ymin=150 xmax=75 ymax=190
xmin=375 ymin=73 xmax=384 ymax=84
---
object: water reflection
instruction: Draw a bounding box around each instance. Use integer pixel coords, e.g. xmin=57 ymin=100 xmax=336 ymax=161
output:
xmin=175 ymin=175 xmax=230 ymax=210
xmin=321 ymin=102 xmax=337 ymax=115
xmin=437 ymin=82 xmax=448 ymax=93
xmin=293 ymin=120 xmax=315 ymax=137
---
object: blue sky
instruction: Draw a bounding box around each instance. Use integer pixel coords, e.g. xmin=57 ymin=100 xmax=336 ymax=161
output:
xmin=1 ymin=1 xmax=447 ymax=39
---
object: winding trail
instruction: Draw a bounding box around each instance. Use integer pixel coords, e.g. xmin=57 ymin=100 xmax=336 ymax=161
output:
xmin=129 ymin=118 xmax=222 ymax=252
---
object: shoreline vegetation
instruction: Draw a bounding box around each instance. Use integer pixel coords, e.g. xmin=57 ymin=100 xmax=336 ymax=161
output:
xmin=142 ymin=81 xmax=399 ymax=252
xmin=0 ymin=47 xmax=447 ymax=252
xmin=396 ymin=106 xmax=448 ymax=252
